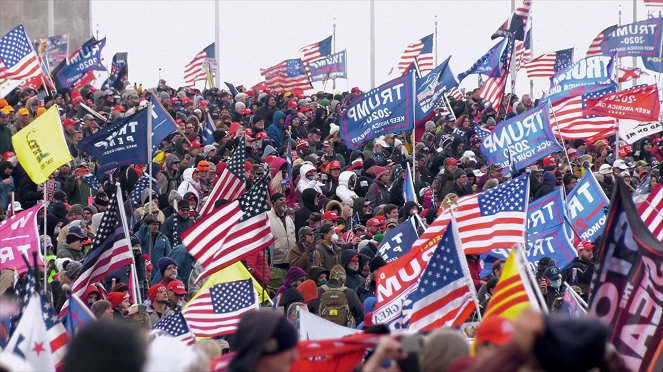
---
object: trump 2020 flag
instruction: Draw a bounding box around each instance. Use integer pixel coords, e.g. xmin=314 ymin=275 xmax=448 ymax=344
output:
xmin=377 ymin=216 xmax=419 ymax=263
xmin=307 ymin=50 xmax=347 ymax=82
xmin=78 ymin=107 xmax=149 ymax=175
xmin=566 ymin=171 xmax=609 ymax=242
xmin=599 ymin=18 xmax=662 ymax=58
xmin=480 ymin=102 xmax=561 ymax=172
xmin=415 ymin=56 xmax=458 ymax=125
xmin=585 ymin=83 xmax=660 ymax=122
xmin=548 ymin=54 xmax=615 ymax=102
xmin=150 ymin=94 xmax=179 ymax=152
xmin=340 ymin=73 xmax=415 ymax=150
xmin=407 ymin=220 xmax=477 ymax=331
xmin=12 ymin=106 xmax=73 ymax=184
xmin=54 ymin=37 xmax=106 ymax=89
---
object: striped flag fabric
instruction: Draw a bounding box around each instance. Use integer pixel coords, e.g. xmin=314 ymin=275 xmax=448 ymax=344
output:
xmin=448 ymin=86 xmax=464 ymax=100
xmin=199 ymin=138 xmax=247 ymax=216
xmin=152 ymin=312 xmax=196 ymax=346
xmin=407 ymin=221 xmax=477 ymax=331
xmin=0 ymin=25 xmax=42 ymax=81
xmin=183 ymin=262 xmax=262 ymax=337
xmin=483 ymin=248 xmax=535 ymax=320
xmin=638 ymin=183 xmax=663 ymax=241
xmin=130 ymin=172 xmax=157 ymax=205
xmin=398 ymin=34 xmax=434 ymax=76
xmin=300 ymin=36 xmax=333 ymax=63
xmin=260 ymin=58 xmax=313 ymax=93
xmin=586 ymin=25 xmax=616 ymax=56
xmin=184 ymin=176 xmax=273 ymax=284
xmin=184 ymin=43 xmax=215 ymax=86
xmin=492 ymin=0 xmax=532 ymax=41
xmin=66 ymin=188 xmax=135 ymax=312
xmin=80 ymin=173 xmax=102 ymax=193
xmin=525 ymin=48 xmax=574 ymax=78
xmin=478 ymin=74 xmax=509 ymax=111
xmin=549 ymin=86 xmax=617 ymax=141
xmin=644 ymin=0 xmax=663 ymax=8
xmin=513 ymin=31 xmax=532 ymax=71
xmin=61 ymin=292 xmax=95 ymax=337
xmin=410 ymin=173 xmax=529 ymax=255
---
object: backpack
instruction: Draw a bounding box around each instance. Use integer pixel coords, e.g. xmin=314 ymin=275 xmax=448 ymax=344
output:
xmin=318 ymin=284 xmax=355 ymax=328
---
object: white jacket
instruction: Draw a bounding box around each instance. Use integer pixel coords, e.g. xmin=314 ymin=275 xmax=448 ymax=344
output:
xmin=177 ymin=168 xmax=201 ymax=206
xmin=336 ymin=171 xmax=358 ymax=204
xmin=268 ymin=208 xmax=297 ymax=265
xmin=297 ymin=164 xmax=323 ymax=194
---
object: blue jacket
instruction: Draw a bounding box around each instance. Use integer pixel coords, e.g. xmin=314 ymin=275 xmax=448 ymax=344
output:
xmin=267 ymin=111 xmax=286 ymax=148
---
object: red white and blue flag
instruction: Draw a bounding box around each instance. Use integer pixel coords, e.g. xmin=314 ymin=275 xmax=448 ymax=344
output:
xmin=184 ymin=43 xmax=215 ymax=86
xmin=398 ymin=34 xmax=434 ymax=76
xmin=0 ymin=25 xmax=42 ymax=81
xmin=407 ymin=221 xmax=477 ymax=331
xmin=300 ymin=36 xmax=333 ymax=63
xmin=199 ymin=138 xmax=247 ymax=216
xmin=549 ymin=85 xmax=618 ymax=141
xmin=526 ymin=48 xmax=574 ymax=78
xmin=152 ymin=312 xmax=196 ymax=346
xmin=492 ymin=0 xmax=532 ymax=41
xmin=639 ymin=183 xmax=663 ymax=241
xmin=260 ymin=59 xmax=313 ymax=93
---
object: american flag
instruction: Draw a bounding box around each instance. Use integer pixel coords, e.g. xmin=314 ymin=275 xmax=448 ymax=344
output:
xmin=473 ymin=124 xmax=491 ymax=141
xmin=184 ymin=43 xmax=215 ymax=86
xmin=300 ymin=36 xmax=333 ymax=63
xmin=185 ymin=176 xmax=273 ymax=284
xmin=152 ymin=312 xmax=196 ymax=346
xmin=199 ymin=138 xmax=247 ymax=216
xmin=492 ymin=0 xmax=531 ymax=41
xmin=478 ymin=74 xmax=509 ymax=111
xmin=411 ymin=173 xmax=529 ymax=254
xmin=644 ymin=0 xmax=663 ymax=8
xmin=407 ymin=221 xmax=476 ymax=331
xmin=525 ymin=48 xmax=574 ymax=78
xmin=184 ymin=278 xmax=258 ymax=337
xmin=0 ymin=25 xmax=42 ymax=81
xmin=638 ymin=184 xmax=663 ymax=241
xmin=398 ymin=34 xmax=434 ymax=76
xmin=448 ymin=86 xmax=464 ymax=100
xmin=130 ymin=173 xmax=158 ymax=205
xmin=586 ymin=25 xmax=615 ymax=56
xmin=260 ymin=58 xmax=313 ymax=93
xmin=66 ymin=188 xmax=135 ymax=312
xmin=514 ymin=31 xmax=532 ymax=71
xmin=80 ymin=173 xmax=102 ymax=193
xmin=549 ymin=86 xmax=617 ymax=141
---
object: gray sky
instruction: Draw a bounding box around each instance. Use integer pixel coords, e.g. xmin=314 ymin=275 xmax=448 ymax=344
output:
xmin=90 ymin=0 xmax=662 ymax=97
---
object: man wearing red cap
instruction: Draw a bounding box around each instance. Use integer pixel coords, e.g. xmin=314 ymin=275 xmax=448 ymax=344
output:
xmin=563 ymin=240 xmax=595 ymax=300
xmin=474 ymin=316 xmax=515 ymax=359
xmin=432 ymin=157 xmax=460 ymax=203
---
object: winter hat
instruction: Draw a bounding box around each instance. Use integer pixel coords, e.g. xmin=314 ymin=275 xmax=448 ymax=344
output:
xmin=284 ymin=267 xmax=307 ymax=287
xmin=65 ymin=261 xmax=82 ymax=280
xmin=107 ymin=292 xmax=129 ymax=308
xmin=168 ymin=190 xmax=182 ymax=204
xmin=486 ymin=117 xmax=497 ymax=127
xmin=203 ymin=145 xmax=217 ymax=156
xmin=147 ymin=284 xmax=166 ymax=302
xmin=373 ymin=166 xmax=389 ymax=179
xmin=369 ymin=256 xmax=387 ymax=273
xmin=297 ymin=280 xmax=318 ymax=304
xmin=329 ymin=265 xmax=346 ymax=283
xmin=91 ymin=300 xmax=112 ymax=318
xmin=94 ymin=192 xmax=110 ymax=206
xmin=329 ymin=123 xmax=340 ymax=136
xmin=68 ymin=204 xmax=85 ymax=216
xmin=129 ymin=234 xmax=141 ymax=247
xmin=157 ymin=257 xmax=177 ymax=276
xmin=425 ymin=121 xmax=436 ymax=131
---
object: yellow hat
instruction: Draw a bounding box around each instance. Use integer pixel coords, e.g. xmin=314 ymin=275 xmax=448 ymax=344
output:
xmin=36 ymin=107 xmax=47 ymax=116
xmin=18 ymin=108 xmax=29 ymax=116
xmin=0 ymin=98 xmax=7 ymax=108
xmin=2 ymin=106 xmax=14 ymax=114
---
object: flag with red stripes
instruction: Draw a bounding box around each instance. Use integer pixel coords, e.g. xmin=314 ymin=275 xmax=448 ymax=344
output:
xmin=525 ymin=48 xmax=574 ymax=78
xmin=152 ymin=312 xmax=196 ymax=346
xmin=448 ymin=86 xmax=464 ymax=100
xmin=492 ymin=0 xmax=532 ymax=41
xmin=260 ymin=59 xmax=312 ymax=93
xmin=0 ymin=25 xmax=42 ymax=81
xmin=514 ymin=31 xmax=532 ymax=71
xmin=300 ymin=36 xmax=333 ymax=63
xmin=638 ymin=184 xmax=663 ymax=241
xmin=199 ymin=138 xmax=247 ymax=216
xmin=184 ymin=176 xmax=273 ymax=284
xmin=478 ymin=74 xmax=509 ymax=111
xmin=549 ymin=85 xmax=618 ymax=141
xmin=586 ymin=25 xmax=616 ymax=56
xmin=644 ymin=0 xmax=663 ymax=8
xmin=407 ymin=220 xmax=476 ymax=331
xmin=184 ymin=43 xmax=215 ymax=86
xmin=398 ymin=34 xmax=434 ymax=76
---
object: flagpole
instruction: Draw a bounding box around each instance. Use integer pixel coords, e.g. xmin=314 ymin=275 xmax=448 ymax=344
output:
xmin=43 ymin=183 xmax=48 ymax=292
xmin=333 ymin=18 xmax=337 ymax=90
xmin=548 ymin=101 xmax=573 ymax=166
xmin=509 ymin=0 xmax=517 ymax=93
xmin=370 ymin=0 xmax=376 ymax=89
xmin=147 ymin=101 xmax=154 ymax=262
xmin=411 ymin=69 xmax=416 ymax=172
xmin=529 ymin=8 xmax=534 ymax=98
xmin=514 ymin=243 xmax=549 ymax=314
xmin=434 ymin=15 xmax=438 ymax=67
xmin=214 ymin=0 xmax=221 ymax=89
xmin=115 ymin=182 xmax=141 ymax=304
xmin=632 ymin=0 xmax=638 ymax=87
xmin=563 ymin=282 xmax=588 ymax=310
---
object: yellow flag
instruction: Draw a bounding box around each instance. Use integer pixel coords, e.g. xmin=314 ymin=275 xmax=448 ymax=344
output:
xmin=482 ymin=249 xmax=532 ymax=320
xmin=12 ymin=106 xmax=73 ymax=184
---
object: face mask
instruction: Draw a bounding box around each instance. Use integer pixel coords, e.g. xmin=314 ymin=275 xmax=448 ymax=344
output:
xmin=551 ymin=279 xmax=562 ymax=288
xmin=306 ymin=173 xmax=316 ymax=181
xmin=331 ymin=234 xmax=339 ymax=243
xmin=316 ymin=279 xmax=327 ymax=286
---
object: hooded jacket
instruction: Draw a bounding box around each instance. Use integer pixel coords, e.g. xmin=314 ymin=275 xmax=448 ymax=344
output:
xmin=294 ymin=188 xmax=319 ymax=234
xmin=177 ymin=168 xmax=201 ymax=204
xmin=158 ymin=154 xmax=182 ymax=195
xmin=296 ymin=164 xmax=322 ymax=194
xmin=335 ymin=171 xmax=358 ymax=204
xmin=268 ymin=207 xmax=297 ymax=265
xmin=341 ymin=250 xmax=366 ymax=294
xmin=534 ymin=171 xmax=557 ymax=199
xmin=267 ymin=111 xmax=287 ymax=148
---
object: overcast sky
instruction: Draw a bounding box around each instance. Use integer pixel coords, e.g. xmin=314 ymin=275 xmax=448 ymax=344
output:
xmin=90 ymin=0 xmax=662 ymax=97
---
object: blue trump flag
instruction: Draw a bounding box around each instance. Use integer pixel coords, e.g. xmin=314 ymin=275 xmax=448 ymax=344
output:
xmin=55 ymin=37 xmax=106 ymax=88
xmin=548 ymin=54 xmax=615 ymax=102
xmin=340 ymin=73 xmax=415 ymax=150
xmin=78 ymin=108 xmax=149 ymax=175
xmin=600 ymin=18 xmax=662 ymax=58
xmin=481 ymin=189 xmax=577 ymax=276
xmin=62 ymin=292 xmax=95 ymax=337
xmin=457 ymin=37 xmax=511 ymax=81
xmin=201 ymin=114 xmax=215 ymax=146
xmin=480 ymin=102 xmax=562 ymax=171
xmin=565 ymin=171 xmax=609 ymax=242
xmin=414 ymin=56 xmax=458 ymax=125
xmin=403 ymin=163 xmax=417 ymax=204
xmin=377 ymin=216 xmax=419 ymax=263
xmin=642 ymin=55 xmax=662 ymax=72
xmin=150 ymin=94 xmax=178 ymax=152
xmin=307 ymin=50 xmax=347 ymax=82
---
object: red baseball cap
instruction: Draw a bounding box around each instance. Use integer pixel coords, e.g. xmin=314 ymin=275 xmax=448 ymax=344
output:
xmin=475 ymin=316 xmax=514 ymax=346
xmin=322 ymin=211 xmax=341 ymax=220
xmin=329 ymin=160 xmax=342 ymax=170
xmin=167 ymin=280 xmax=187 ymax=295
xmin=446 ymin=158 xmax=459 ymax=166
xmin=113 ymin=105 xmax=125 ymax=112
xmin=366 ymin=218 xmax=382 ymax=227
xmin=256 ymin=131 xmax=268 ymax=140
xmin=299 ymin=107 xmax=312 ymax=113
xmin=576 ymin=240 xmax=595 ymax=252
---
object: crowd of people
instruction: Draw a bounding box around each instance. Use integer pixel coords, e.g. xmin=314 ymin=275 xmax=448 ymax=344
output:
xmin=0 ymin=75 xmax=659 ymax=371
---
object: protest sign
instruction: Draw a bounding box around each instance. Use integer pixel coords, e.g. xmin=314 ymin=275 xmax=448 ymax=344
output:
xmin=0 ymin=205 xmax=43 ymax=274
xmin=377 ymin=217 xmax=419 ymax=263
xmin=618 ymin=120 xmax=663 ymax=144
xmin=566 ymin=171 xmax=609 ymax=242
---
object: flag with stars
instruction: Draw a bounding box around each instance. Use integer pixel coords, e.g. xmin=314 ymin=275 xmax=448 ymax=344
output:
xmin=0 ymin=25 xmax=42 ymax=81
xmin=80 ymin=173 xmax=102 ymax=193
xmin=130 ymin=173 xmax=158 ymax=205
xmin=184 ymin=176 xmax=274 ymax=284
xmin=407 ymin=221 xmax=477 ymax=331
xmin=473 ymin=123 xmax=491 ymax=141
xmin=549 ymin=85 xmax=618 ymax=141
xmin=525 ymin=48 xmax=574 ymax=78
xmin=183 ymin=262 xmax=262 ymax=337
xmin=152 ymin=312 xmax=196 ymax=346
xmin=260 ymin=58 xmax=313 ymax=93
xmin=585 ymin=83 xmax=660 ymax=122
xmin=6 ymin=293 xmax=69 ymax=371
xmin=199 ymin=138 xmax=247 ymax=216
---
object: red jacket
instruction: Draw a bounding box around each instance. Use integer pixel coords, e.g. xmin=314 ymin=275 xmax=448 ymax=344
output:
xmin=244 ymin=250 xmax=270 ymax=288
xmin=465 ymin=255 xmax=483 ymax=290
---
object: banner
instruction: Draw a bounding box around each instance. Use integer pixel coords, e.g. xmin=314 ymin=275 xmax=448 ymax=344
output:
xmin=566 ymin=171 xmax=609 ymax=242
xmin=107 ymin=52 xmax=128 ymax=91
xmin=481 ymin=189 xmax=576 ymax=276
xmin=377 ymin=217 xmax=419 ymax=263
xmin=54 ymin=37 xmax=106 ymax=88
xmin=340 ymin=73 xmax=415 ymax=150
xmin=642 ymin=55 xmax=662 ymax=72
xmin=480 ymin=102 xmax=562 ymax=171
xmin=548 ymin=55 xmax=615 ymax=102
xmin=415 ymin=56 xmax=458 ymax=124
xmin=589 ymin=179 xmax=663 ymax=372
xmin=78 ymin=108 xmax=149 ymax=175
xmin=457 ymin=37 xmax=511 ymax=81
xmin=149 ymin=95 xmax=178 ymax=152
xmin=0 ymin=205 xmax=43 ymax=274
xmin=585 ymin=84 xmax=660 ymax=121
xmin=297 ymin=308 xmax=360 ymax=340
xmin=33 ymin=34 xmax=69 ymax=69
xmin=307 ymin=50 xmax=346 ymax=82
xmin=619 ymin=120 xmax=663 ymax=144
xmin=0 ymin=78 xmax=20 ymax=98
xmin=600 ymin=18 xmax=662 ymax=57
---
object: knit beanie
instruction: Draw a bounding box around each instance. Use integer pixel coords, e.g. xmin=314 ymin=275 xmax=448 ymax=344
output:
xmin=296 ymin=280 xmax=318 ymax=304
